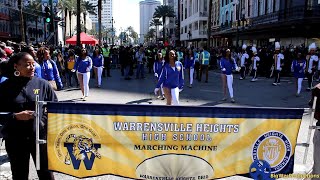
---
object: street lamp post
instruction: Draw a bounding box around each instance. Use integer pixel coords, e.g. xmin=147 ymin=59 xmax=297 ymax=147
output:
xmin=110 ymin=17 xmax=115 ymax=46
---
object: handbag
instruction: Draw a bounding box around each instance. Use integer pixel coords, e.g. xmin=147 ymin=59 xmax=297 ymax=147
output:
xmin=48 ymin=80 xmax=57 ymax=91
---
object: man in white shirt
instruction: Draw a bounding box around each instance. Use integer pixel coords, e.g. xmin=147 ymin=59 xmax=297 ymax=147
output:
xmin=239 ymin=44 xmax=249 ymax=80
xmin=306 ymin=43 xmax=319 ymax=90
xmin=273 ymin=42 xmax=284 ymax=86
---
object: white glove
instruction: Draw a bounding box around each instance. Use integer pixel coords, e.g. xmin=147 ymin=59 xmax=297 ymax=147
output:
xmin=154 ymin=73 xmax=158 ymax=77
xmin=308 ymin=69 xmax=312 ymax=74
xmin=71 ymin=69 xmax=76 ymax=72
xmin=236 ymin=67 xmax=241 ymax=72
xmin=86 ymin=67 xmax=91 ymax=72
xmin=154 ymin=88 xmax=159 ymax=95
xmin=179 ymin=89 xmax=183 ymax=92
xmin=222 ymin=68 xmax=226 ymax=71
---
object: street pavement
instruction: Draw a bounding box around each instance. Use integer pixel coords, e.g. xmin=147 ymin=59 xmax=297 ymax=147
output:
xmin=0 ymin=68 xmax=317 ymax=180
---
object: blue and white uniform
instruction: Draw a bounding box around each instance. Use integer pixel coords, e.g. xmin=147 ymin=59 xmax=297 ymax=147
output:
xmin=291 ymin=59 xmax=306 ymax=95
xmin=92 ymin=54 xmax=104 ymax=86
xmin=184 ymin=56 xmax=195 ymax=86
xmin=34 ymin=61 xmax=42 ymax=78
xmin=153 ymin=58 xmax=165 ymax=98
xmin=220 ymin=57 xmax=238 ymax=99
xmin=41 ymin=59 xmax=63 ymax=90
xmin=156 ymin=61 xmax=184 ymax=105
xmin=74 ymin=56 xmax=92 ymax=97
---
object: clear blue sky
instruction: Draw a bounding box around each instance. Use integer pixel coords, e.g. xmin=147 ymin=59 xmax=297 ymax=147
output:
xmin=113 ymin=0 xmax=141 ymax=35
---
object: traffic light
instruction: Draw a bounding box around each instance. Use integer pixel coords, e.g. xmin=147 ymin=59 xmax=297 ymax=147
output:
xmin=44 ymin=7 xmax=51 ymax=23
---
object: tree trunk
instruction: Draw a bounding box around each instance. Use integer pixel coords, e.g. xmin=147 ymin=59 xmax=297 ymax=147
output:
xmin=69 ymin=11 xmax=72 ymax=37
xmin=207 ymin=0 xmax=213 ymax=47
xmin=162 ymin=16 xmax=166 ymax=43
xmin=84 ymin=13 xmax=87 ymax=33
xmin=76 ymin=0 xmax=81 ymax=46
xmin=98 ymin=0 xmax=102 ymax=45
xmin=18 ymin=0 xmax=25 ymax=42
xmin=64 ymin=8 xmax=68 ymax=43
xmin=36 ymin=16 xmax=38 ymax=43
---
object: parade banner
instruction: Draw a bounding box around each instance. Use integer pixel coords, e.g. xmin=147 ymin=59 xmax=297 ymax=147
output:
xmin=47 ymin=103 xmax=304 ymax=179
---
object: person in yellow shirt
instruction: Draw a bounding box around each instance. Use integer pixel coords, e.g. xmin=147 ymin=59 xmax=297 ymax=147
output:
xmin=66 ymin=50 xmax=79 ymax=87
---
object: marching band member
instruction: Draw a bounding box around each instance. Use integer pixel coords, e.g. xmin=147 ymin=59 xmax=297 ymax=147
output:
xmin=154 ymin=53 xmax=165 ymax=99
xmin=250 ymin=46 xmax=260 ymax=82
xmin=72 ymin=48 xmax=93 ymax=101
xmin=273 ymin=42 xmax=284 ymax=86
xmin=306 ymin=43 xmax=319 ymax=90
xmin=239 ymin=44 xmax=249 ymax=80
xmin=184 ymin=49 xmax=195 ymax=88
xmin=220 ymin=49 xmax=240 ymax=103
xmin=154 ymin=50 xmax=184 ymax=105
xmin=176 ymin=48 xmax=184 ymax=63
xmin=291 ymin=51 xmax=306 ymax=97
xmin=92 ymin=48 xmax=104 ymax=88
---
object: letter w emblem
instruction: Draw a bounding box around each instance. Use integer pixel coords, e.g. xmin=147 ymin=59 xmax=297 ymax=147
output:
xmin=64 ymin=143 xmax=101 ymax=170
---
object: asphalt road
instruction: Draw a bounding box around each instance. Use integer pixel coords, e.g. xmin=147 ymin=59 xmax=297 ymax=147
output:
xmin=0 ymin=69 xmax=316 ymax=180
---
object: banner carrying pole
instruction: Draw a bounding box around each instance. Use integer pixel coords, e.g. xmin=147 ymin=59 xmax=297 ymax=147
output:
xmin=303 ymin=96 xmax=317 ymax=164
xmin=35 ymin=95 xmax=47 ymax=170
xmin=36 ymin=95 xmax=40 ymax=170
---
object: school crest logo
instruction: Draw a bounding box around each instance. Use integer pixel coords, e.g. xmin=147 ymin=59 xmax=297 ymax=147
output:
xmin=252 ymin=131 xmax=291 ymax=173
xmin=54 ymin=123 xmax=102 ymax=170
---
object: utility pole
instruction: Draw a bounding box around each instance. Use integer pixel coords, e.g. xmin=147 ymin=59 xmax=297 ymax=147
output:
xmin=76 ymin=0 xmax=81 ymax=46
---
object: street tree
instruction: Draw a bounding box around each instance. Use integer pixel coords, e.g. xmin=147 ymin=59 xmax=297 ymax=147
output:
xmin=153 ymin=5 xmax=175 ymax=42
xmin=18 ymin=0 xmax=25 ymax=42
xmin=81 ymin=0 xmax=96 ymax=33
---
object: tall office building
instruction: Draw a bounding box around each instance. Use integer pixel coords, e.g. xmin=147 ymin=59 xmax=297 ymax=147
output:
xmin=139 ymin=0 xmax=161 ymax=43
xmin=89 ymin=0 xmax=113 ymax=30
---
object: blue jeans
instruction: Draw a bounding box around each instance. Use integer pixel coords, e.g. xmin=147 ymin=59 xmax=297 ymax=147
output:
xmin=136 ymin=63 xmax=145 ymax=78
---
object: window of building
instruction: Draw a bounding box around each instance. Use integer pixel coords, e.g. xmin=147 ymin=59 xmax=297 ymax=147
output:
xmin=194 ymin=21 xmax=198 ymax=30
xmin=185 ymin=26 xmax=187 ymax=33
xmin=204 ymin=0 xmax=207 ymax=12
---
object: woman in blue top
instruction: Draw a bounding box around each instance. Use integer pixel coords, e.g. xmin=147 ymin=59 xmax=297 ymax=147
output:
xmin=184 ymin=49 xmax=195 ymax=88
xmin=154 ymin=50 xmax=184 ymax=105
xmin=72 ymin=48 xmax=92 ymax=101
xmin=37 ymin=47 xmax=63 ymax=91
xmin=291 ymin=51 xmax=306 ymax=97
xmin=220 ymin=49 xmax=240 ymax=103
xmin=153 ymin=53 xmax=166 ymax=99
xmin=92 ymin=48 xmax=104 ymax=88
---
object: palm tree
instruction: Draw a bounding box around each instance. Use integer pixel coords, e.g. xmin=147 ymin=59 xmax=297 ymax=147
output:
xmin=18 ymin=0 xmax=25 ymax=42
xmin=207 ymin=0 xmax=213 ymax=47
xmin=98 ymin=0 xmax=102 ymax=45
xmin=126 ymin=26 xmax=139 ymax=44
xmin=149 ymin=18 xmax=162 ymax=43
xmin=81 ymin=1 xmax=96 ymax=33
xmin=153 ymin=5 xmax=175 ymax=42
xmin=59 ymin=0 xmax=73 ymax=40
xmin=25 ymin=0 xmax=42 ymax=43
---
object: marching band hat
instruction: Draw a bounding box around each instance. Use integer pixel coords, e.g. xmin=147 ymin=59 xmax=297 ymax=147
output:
xmin=275 ymin=42 xmax=280 ymax=50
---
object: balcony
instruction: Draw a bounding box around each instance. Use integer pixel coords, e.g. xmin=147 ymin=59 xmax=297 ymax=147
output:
xmin=251 ymin=5 xmax=320 ymax=27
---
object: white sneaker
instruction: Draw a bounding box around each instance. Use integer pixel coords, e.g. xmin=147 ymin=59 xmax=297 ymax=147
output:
xmin=239 ymin=77 xmax=243 ymax=80
xmin=272 ymin=83 xmax=277 ymax=86
xmin=251 ymin=78 xmax=257 ymax=82
xmin=231 ymin=98 xmax=235 ymax=103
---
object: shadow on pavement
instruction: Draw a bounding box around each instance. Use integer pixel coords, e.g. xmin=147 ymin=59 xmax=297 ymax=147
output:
xmin=126 ymin=98 xmax=153 ymax=105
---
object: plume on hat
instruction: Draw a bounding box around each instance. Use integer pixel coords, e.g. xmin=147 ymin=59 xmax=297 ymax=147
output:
xmin=251 ymin=46 xmax=257 ymax=54
xmin=242 ymin=44 xmax=247 ymax=50
xmin=309 ymin=43 xmax=317 ymax=52
xmin=275 ymin=42 xmax=280 ymax=50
